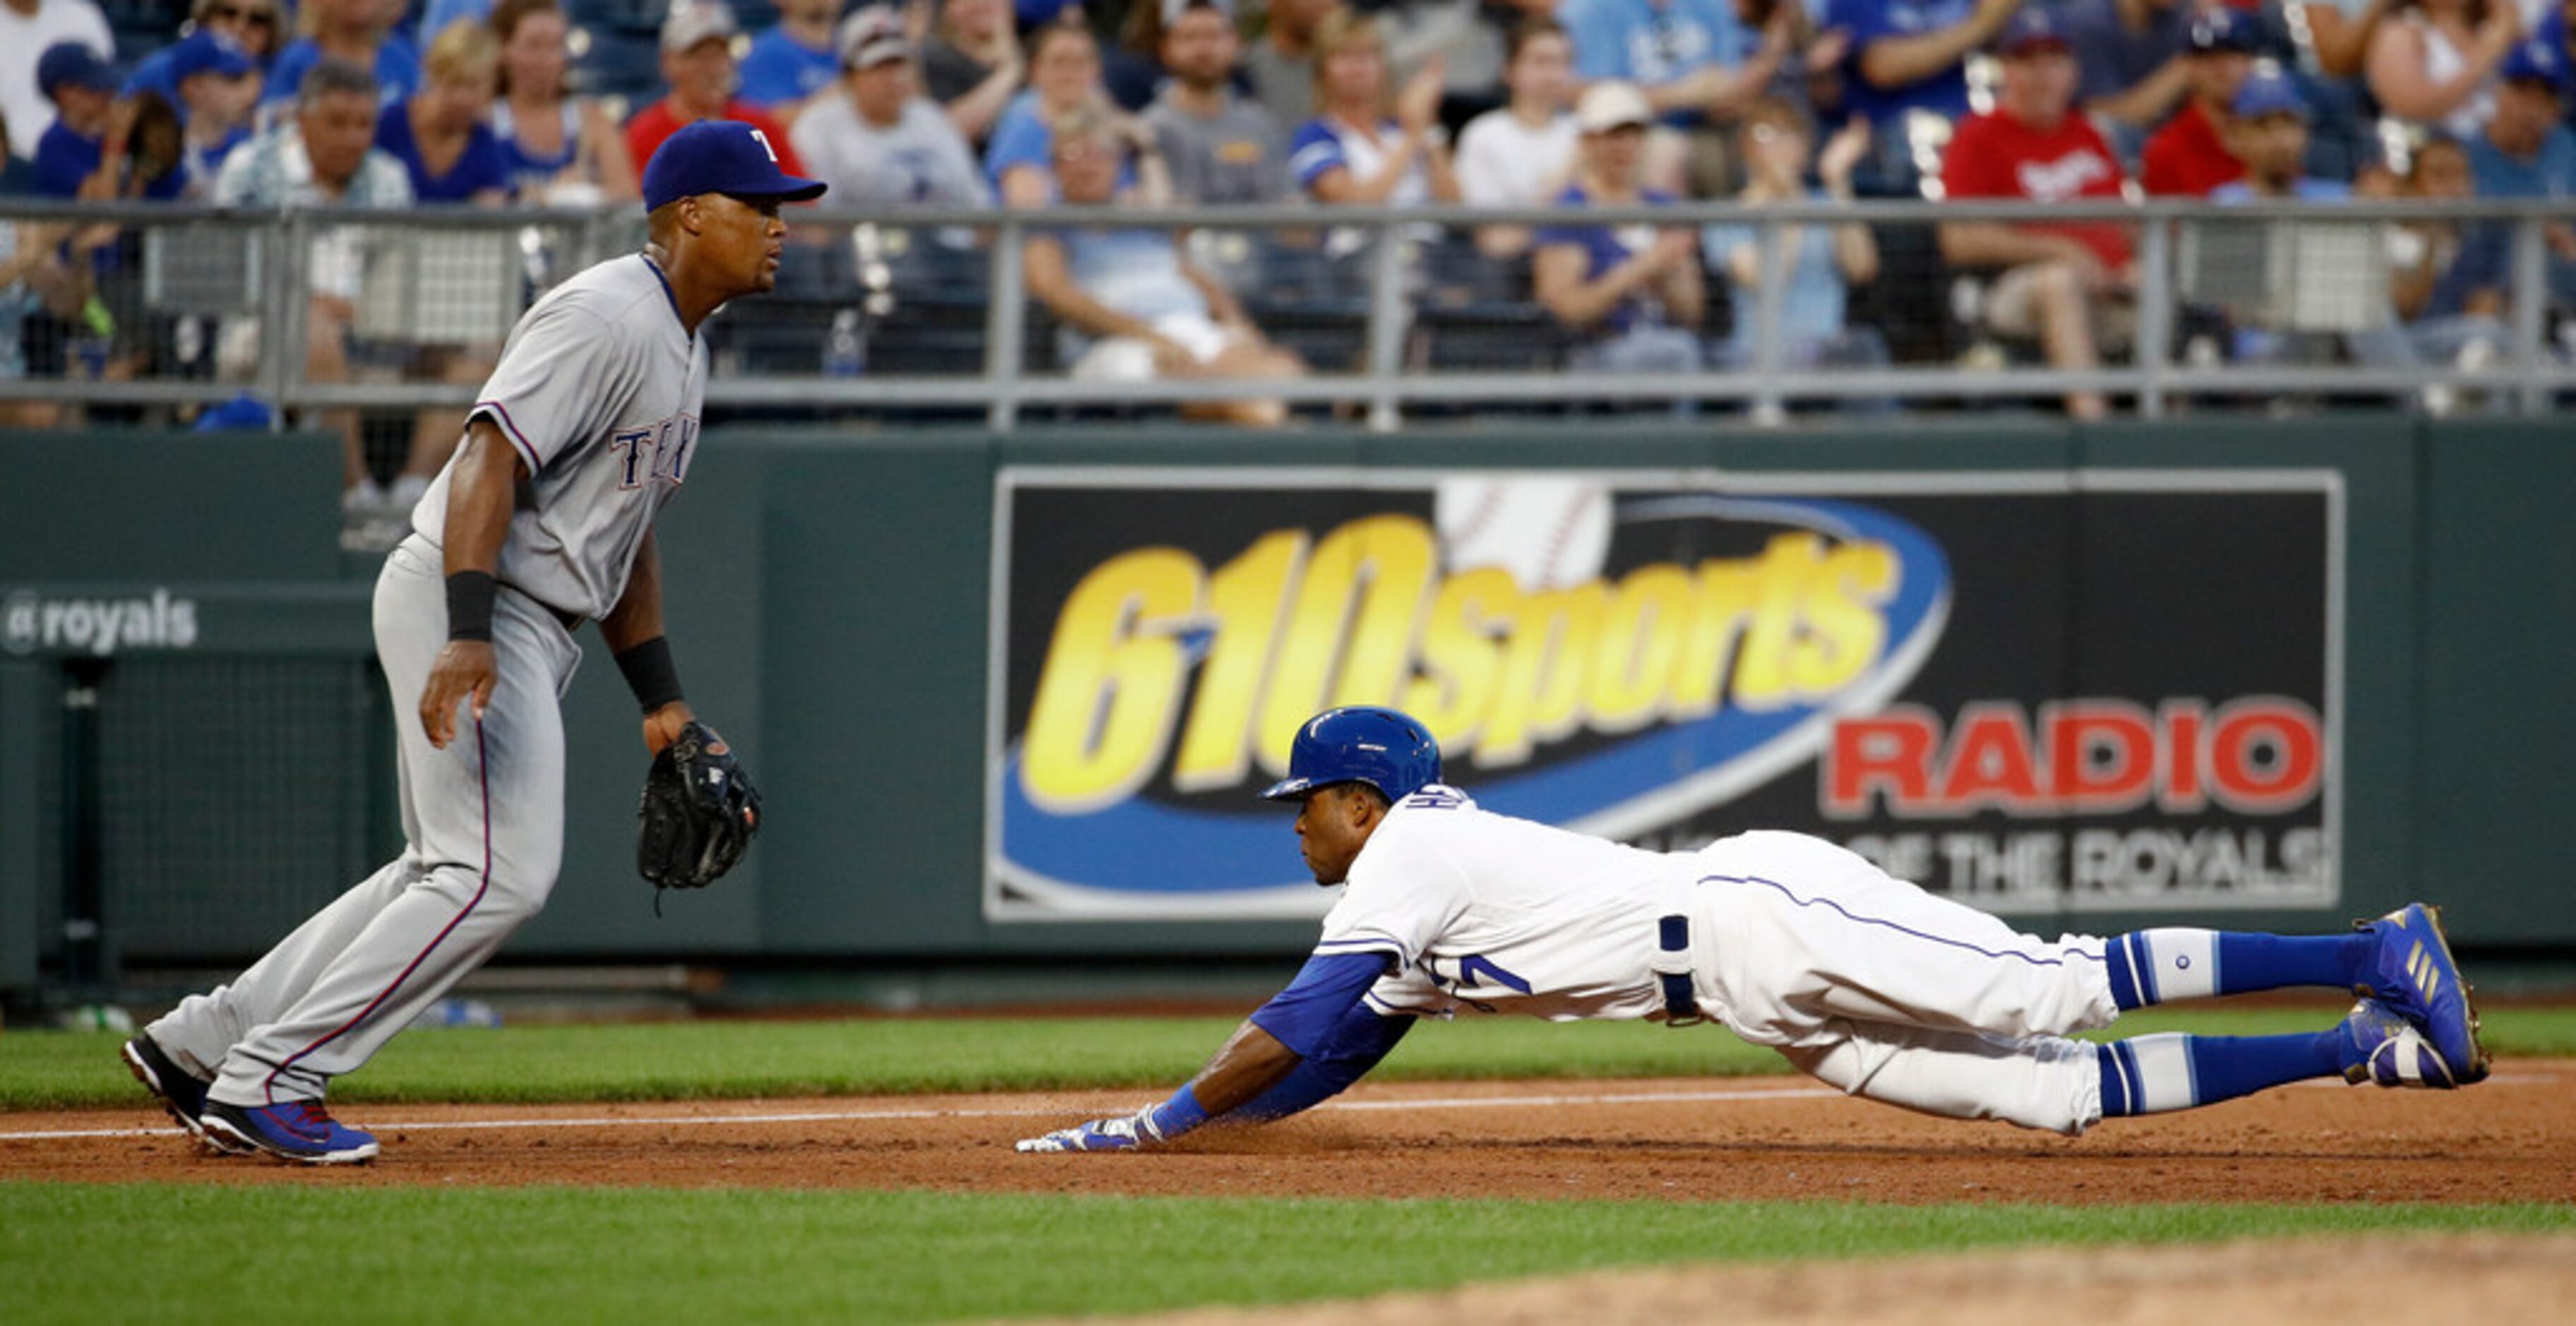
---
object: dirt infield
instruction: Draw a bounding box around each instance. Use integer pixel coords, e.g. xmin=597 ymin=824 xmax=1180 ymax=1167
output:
xmin=1086 ymin=1234 xmax=2576 ymax=1325
xmin=6 ymin=1063 xmax=2573 ymax=1203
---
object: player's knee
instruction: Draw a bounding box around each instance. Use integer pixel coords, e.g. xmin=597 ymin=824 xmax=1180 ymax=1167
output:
xmin=476 ymin=857 xmax=562 ymax=922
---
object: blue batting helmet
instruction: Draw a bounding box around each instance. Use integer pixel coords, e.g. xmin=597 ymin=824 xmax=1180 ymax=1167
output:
xmin=1259 ymin=707 xmax=1443 ymax=804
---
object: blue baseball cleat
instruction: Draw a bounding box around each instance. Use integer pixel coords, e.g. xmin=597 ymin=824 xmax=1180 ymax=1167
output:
xmin=121 ymin=1035 xmax=246 ymax=1154
xmin=2339 ymin=998 xmax=2469 ymax=1088
xmin=203 ymin=1099 xmax=380 ymax=1164
xmin=2356 ymin=902 xmax=2492 ymax=1085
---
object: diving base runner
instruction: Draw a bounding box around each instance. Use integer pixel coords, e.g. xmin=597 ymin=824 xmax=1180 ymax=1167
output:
xmin=1018 ymin=706 xmax=2491 ymax=1152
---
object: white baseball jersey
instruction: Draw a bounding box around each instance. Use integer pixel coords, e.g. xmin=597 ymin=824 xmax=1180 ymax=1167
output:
xmin=1320 ymin=786 xmax=1676 ymax=1022
xmin=413 ymin=253 xmax=709 ymax=621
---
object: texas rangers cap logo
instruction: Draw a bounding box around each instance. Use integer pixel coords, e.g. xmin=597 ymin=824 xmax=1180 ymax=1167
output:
xmin=641 ymin=121 xmax=828 ymax=212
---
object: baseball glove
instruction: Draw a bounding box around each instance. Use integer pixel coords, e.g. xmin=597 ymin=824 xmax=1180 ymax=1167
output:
xmin=636 ymin=720 xmax=761 ymax=895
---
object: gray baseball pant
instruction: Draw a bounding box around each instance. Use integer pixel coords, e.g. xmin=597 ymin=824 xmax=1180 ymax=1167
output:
xmin=148 ymin=535 xmax=580 ymax=1105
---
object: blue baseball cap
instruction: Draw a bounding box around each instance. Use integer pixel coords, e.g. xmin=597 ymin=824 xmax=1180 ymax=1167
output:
xmin=168 ymin=30 xmax=257 ymax=83
xmin=193 ymin=392 xmax=277 ymax=431
xmin=2186 ymin=9 xmax=2259 ymax=54
xmin=37 ymin=42 xmax=116 ymax=99
xmin=641 ymin=119 xmax=827 ymax=211
xmin=2232 ymin=69 xmax=2309 ymax=120
xmin=1996 ymin=6 xmax=2072 ymax=55
xmin=2502 ymin=38 xmax=2570 ymax=92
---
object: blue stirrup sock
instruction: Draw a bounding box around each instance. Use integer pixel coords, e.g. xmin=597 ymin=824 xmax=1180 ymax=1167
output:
xmin=2094 ymin=1031 xmax=2347 ymax=1118
xmin=2103 ymin=928 xmax=2372 ymax=1010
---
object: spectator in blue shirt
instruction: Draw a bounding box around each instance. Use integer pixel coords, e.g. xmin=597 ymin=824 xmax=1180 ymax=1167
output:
xmin=986 ymin=19 xmax=1121 ymax=206
xmin=1559 ymin=0 xmax=1787 ymax=194
xmin=1291 ymin=9 xmax=1462 ymax=208
xmin=2468 ymin=38 xmax=2576 ymax=304
xmin=1704 ymin=97 xmax=1890 ymax=388
xmin=265 ymin=0 xmax=423 ymax=111
xmin=124 ymin=0 xmax=285 ymax=111
xmin=2348 ymin=132 xmax=2510 ymax=408
xmin=738 ymin=0 xmax=846 ymax=120
xmin=164 ymin=30 xmax=261 ymax=195
xmin=374 ymin=18 xmax=508 ymax=203
xmin=1826 ymin=0 xmax=2021 ymax=190
xmin=1533 ymin=81 xmax=1706 ymax=387
xmin=31 ymin=42 xmax=123 ymax=196
xmin=2057 ymin=0 xmax=2194 ymax=149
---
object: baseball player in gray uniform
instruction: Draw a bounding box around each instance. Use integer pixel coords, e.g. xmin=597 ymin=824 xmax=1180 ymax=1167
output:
xmin=1019 ymin=707 xmax=2492 ymax=1153
xmin=119 ymin=121 xmax=825 ymax=1164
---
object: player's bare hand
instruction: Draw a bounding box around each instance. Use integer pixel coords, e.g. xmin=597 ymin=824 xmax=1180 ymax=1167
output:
xmin=1015 ymin=1112 xmax=1153 ymax=1153
xmin=642 ymin=700 xmax=698 ymax=757
xmin=420 ymin=641 xmax=498 ymax=749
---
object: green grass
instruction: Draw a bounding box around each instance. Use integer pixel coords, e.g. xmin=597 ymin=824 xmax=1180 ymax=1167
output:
xmin=8 ymin=1006 xmax=2576 ymax=1111
xmin=4 ymin=1183 xmax=2569 ymax=1325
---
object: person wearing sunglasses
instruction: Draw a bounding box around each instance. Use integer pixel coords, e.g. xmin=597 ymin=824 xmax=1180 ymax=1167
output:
xmin=124 ymin=0 xmax=284 ymax=115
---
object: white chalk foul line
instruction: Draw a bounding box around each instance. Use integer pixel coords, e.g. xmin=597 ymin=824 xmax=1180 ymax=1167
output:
xmin=0 ymin=1084 xmax=1842 ymax=1144
xmin=5 ymin=1072 xmax=2556 ymax=1145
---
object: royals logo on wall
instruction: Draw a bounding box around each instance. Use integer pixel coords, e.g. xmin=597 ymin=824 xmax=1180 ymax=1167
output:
xmin=987 ymin=469 xmax=2341 ymax=921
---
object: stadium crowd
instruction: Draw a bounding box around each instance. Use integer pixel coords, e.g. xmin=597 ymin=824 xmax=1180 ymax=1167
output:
xmin=6 ymin=0 xmax=2575 ymax=530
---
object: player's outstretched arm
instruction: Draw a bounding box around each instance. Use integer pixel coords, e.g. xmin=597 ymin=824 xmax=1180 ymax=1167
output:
xmin=1223 ymin=1003 xmax=1414 ymax=1125
xmin=421 ymin=420 xmax=526 ymax=750
xmin=1016 ymin=951 xmax=1394 ymax=1154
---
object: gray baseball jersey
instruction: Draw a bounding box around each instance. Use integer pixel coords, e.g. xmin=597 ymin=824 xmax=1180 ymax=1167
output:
xmin=412 ymin=252 xmax=709 ymax=621
xmin=151 ymin=248 xmax=708 ymax=1113
xmin=789 ymin=95 xmax=991 ymax=208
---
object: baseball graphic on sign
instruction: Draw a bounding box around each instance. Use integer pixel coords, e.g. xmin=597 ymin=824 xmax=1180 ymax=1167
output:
xmin=1432 ymin=475 xmax=1614 ymax=592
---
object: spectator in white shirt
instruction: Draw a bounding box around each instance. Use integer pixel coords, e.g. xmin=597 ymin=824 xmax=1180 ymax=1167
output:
xmin=1456 ymin=16 xmax=1579 ymax=258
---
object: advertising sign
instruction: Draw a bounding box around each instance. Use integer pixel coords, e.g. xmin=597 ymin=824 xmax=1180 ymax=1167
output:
xmin=988 ymin=469 xmax=2339 ymax=921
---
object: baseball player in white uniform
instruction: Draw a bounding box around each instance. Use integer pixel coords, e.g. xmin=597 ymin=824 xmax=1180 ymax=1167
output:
xmin=1019 ymin=706 xmax=2492 ymax=1152
xmin=119 ymin=121 xmax=825 ymax=1164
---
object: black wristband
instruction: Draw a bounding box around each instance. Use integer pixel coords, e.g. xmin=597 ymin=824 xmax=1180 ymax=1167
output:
xmin=445 ymin=571 xmax=497 ymax=643
xmin=613 ymin=635 xmax=685 ymax=715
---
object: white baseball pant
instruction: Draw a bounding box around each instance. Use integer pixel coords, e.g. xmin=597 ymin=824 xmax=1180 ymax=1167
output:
xmin=1682 ymin=830 xmax=2121 ymax=1135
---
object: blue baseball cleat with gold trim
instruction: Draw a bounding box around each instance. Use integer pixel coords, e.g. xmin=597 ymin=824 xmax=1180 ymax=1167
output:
xmin=2357 ymin=903 xmax=2491 ymax=1085
xmin=2340 ymin=998 xmax=2469 ymax=1087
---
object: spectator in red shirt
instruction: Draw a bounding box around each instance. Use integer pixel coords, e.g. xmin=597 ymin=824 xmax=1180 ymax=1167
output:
xmin=1937 ymin=7 xmax=2135 ymax=420
xmin=2142 ymin=8 xmax=2257 ymax=196
xmin=624 ymin=2 xmax=806 ymax=179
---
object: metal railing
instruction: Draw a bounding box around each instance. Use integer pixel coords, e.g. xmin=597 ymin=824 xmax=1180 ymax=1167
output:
xmin=5 ymin=196 xmax=2573 ymax=429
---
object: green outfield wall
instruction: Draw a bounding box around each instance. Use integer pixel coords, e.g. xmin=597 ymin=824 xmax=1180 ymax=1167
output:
xmin=2 ymin=417 xmax=2570 ymax=996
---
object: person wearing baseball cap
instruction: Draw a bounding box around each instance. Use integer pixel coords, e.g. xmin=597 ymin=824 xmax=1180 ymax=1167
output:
xmin=624 ymin=2 xmax=810 ymax=181
xmin=2469 ymin=40 xmax=2576 ymax=198
xmin=1 ymin=1 xmax=114 ymax=160
xmin=2212 ymin=70 xmax=2347 ymax=203
xmin=1530 ymin=80 xmax=1707 ymax=394
xmin=31 ymin=41 xmax=121 ymax=197
xmin=787 ymin=6 xmax=990 ymax=207
xmin=166 ymin=30 xmax=263 ymax=194
xmin=1941 ymin=3 xmax=2138 ymax=421
xmin=2143 ymin=8 xmax=2259 ymax=196
xmin=2467 ymin=38 xmax=2576 ymax=304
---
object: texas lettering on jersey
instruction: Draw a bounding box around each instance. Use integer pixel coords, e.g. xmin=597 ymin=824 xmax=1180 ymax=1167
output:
xmin=610 ymin=414 xmax=701 ymax=490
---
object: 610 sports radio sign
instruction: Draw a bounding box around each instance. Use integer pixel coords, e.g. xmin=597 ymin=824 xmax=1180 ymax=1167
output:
xmin=986 ymin=468 xmax=2340 ymax=921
